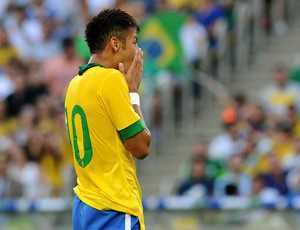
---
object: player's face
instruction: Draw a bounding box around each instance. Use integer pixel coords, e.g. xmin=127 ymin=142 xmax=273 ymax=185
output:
xmin=120 ymin=28 xmax=138 ymax=72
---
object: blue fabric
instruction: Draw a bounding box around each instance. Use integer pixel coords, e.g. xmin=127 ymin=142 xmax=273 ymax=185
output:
xmin=262 ymin=171 xmax=289 ymax=195
xmin=194 ymin=5 xmax=225 ymax=49
xmin=176 ymin=177 xmax=214 ymax=196
xmin=194 ymin=5 xmax=225 ymax=29
xmin=72 ymin=196 xmax=140 ymax=230
xmin=214 ymin=172 xmax=252 ymax=197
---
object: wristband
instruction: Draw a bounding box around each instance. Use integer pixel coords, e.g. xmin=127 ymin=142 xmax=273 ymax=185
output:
xmin=129 ymin=92 xmax=140 ymax=106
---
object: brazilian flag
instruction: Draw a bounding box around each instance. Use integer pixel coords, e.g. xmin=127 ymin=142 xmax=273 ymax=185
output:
xmin=139 ymin=11 xmax=187 ymax=76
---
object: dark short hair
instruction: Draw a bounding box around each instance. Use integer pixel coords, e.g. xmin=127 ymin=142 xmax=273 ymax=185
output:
xmin=85 ymin=9 xmax=139 ymax=54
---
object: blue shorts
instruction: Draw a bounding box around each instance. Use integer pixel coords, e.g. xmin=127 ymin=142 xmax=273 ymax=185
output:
xmin=72 ymin=196 xmax=140 ymax=230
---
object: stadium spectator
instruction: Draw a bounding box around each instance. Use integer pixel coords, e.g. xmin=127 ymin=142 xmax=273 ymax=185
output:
xmin=179 ymin=144 xmax=225 ymax=181
xmin=232 ymin=93 xmax=248 ymax=120
xmin=4 ymin=5 xmax=44 ymax=60
xmin=180 ymin=15 xmax=207 ymax=116
xmin=176 ymin=156 xmax=214 ymax=196
xmin=260 ymin=64 xmax=300 ymax=117
xmin=214 ymin=154 xmax=252 ymax=197
xmin=251 ymin=174 xmax=283 ymax=206
xmin=14 ymin=105 xmax=35 ymax=147
xmin=0 ymin=26 xmax=19 ymax=66
xmin=243 ymin=104 xmax=267 ymax=134
xmin=208 ymin=107 xmax=245 ymax=161
xmin=252 ymin=175 xmax=266 ymax=198
xmin=180 ymin=15 xmax=207 ymax=69
xmin=194 ymin=0 xmax=226 ymax=77
xmin=25 ymin=130 xmax=45 ymax=163
xmin=262 ymin=0 xmax=274 ymax=36
xmin=0 ymin=153 xmax=22 ymax=198
xmin=5 ymin=64 xmax=30 ymax=117
xmin=287 ymin=104 xmax=300 ymax=139
xmin=0 ymin=69 xmax=14 ymax=101
xmin=30 ymin=19 xmax=60 ymax=61
xmin=274 ymin=0 xmax=289 ymax=36
xmin=8 ymin=143 xmax=43 ymax=199
xmin=261 ymin=0 xmax=289 ymax=36
xmin=285 ymin=138 xmax=300 ymax=170
xmin=41 ymin=37 xmax=83 ymax=97
xmin=284 ymin=138 xmax=300 ymax=194
xmin=287 ymin=167 xmax=300 ymax=195
xmin=40 ymin=131 xmax=65 ymax=196
xmin=0 ymin=101 xmax=15 ymax=140
xmin=272 ymin=119 xmax=296 ymax=163
xmin=261 ymin=153 xmax=289 ymax=196
xmin=43 ymin=0 xmax=80 ymax=20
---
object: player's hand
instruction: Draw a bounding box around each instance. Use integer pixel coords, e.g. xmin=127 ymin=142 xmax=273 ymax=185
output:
xmin=118 ymin=48 xmax=144 ymax=92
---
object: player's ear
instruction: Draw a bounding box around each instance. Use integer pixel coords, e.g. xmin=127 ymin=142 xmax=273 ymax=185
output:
xmin=110 ymin=37 xmax=121 ymax=53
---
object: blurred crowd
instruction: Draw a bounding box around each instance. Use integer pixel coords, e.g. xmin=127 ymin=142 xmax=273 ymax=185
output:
xmin=177 ymin=64 xmax=300 ymax=202
xmin=0 ymin=0 xmax=293 ymax=200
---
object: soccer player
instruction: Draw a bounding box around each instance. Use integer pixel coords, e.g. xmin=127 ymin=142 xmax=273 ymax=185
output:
xmin=64 ymin=9 xmax=151 ymax=230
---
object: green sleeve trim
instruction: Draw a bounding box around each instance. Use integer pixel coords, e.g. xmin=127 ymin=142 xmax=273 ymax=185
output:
xmin=119 ymin=119 xmax=146 ymax=141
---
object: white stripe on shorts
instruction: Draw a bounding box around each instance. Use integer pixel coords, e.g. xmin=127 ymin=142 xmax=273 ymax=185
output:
xmin=125 ymin=214 xmax=131 ymax=230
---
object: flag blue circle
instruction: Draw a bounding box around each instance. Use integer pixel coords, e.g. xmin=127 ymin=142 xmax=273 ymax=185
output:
xmin=140 ymin=39 xmax=163 ymax=60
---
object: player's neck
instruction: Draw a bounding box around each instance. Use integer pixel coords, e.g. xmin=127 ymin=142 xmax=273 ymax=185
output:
xmin=89 ymin=54 xmax=117 ymax=69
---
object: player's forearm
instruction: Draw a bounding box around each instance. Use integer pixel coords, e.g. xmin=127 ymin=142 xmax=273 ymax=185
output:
xmin=132 ymin=105 xmax=151 ymax=137
xmin=130 ymin=92 xmax=151 ymax=136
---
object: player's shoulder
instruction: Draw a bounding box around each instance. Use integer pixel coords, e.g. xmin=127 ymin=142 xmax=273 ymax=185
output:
xmin=103 ymin=68 xmax=127 ymax=86
xmin=106 ymin=68 xmax=124 ymax=79
xmin=100 ymin=69 xmax=129 ymax=97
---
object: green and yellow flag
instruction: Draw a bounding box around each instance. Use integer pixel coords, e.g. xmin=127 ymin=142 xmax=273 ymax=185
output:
xmin=139 ymin=11 xmax=187 ymax=76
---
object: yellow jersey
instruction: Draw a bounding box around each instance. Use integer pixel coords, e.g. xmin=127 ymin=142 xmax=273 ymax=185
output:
xmin=65 ymin=63 xmax=146 ymax=229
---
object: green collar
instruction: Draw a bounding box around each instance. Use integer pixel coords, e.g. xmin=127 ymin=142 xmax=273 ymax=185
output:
xmin=78 ymin=63 xmax=103 ymax=75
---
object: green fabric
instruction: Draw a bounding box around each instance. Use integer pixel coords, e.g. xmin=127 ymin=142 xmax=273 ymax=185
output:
xmin=139 ymin=11 xmax=187 ymax=76
xmin=224 ymin=2 xmax=236 ymax=32
xmin=75 ymin=36 xmax=91 ymax=61
xmin=119 ymin=120 xmax=146 ymax=141
xmin=78 ymin=63 xmax=102 ymax=75
xmin=179 ymin=159 xmax=225 ymax=180
xmin=289 ymin=66 xmax=300 ymax=83
xmin=71 ymin=105 xmax=93 ymax=168
xmin=205 ymin=160 xmax=226 ymax=179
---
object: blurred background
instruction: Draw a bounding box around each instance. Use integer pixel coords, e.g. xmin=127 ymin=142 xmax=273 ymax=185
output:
xmin=1 ymin=0 xmax=300 ymax=229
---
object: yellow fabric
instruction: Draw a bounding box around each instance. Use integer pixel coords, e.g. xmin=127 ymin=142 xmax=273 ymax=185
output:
xmin=65 ymin=66 xmax=145 ymax=229
xmin=0 ymin=47 xmax=18 ymax=66
xmin=40 ymin=153 xmax=63 ymax=195
xmin=293 ymin=119 xmax=300 ymax=139
xmin=253 ymin=154 xmax=271 ymax=175
xmin=270 ymin=92 xmax=296 ymax=107
xmin=0 ymin=118 xmax=17 ymax=137
xmin=167 ymin=0 xmax=204 ymax=8
xmin=272 ymin=140 xmax=295 ymax=162
xmin=252 ymin=139 xmax=296 ymax=175
xmin=53 ymin=122 xmax=73 ymax=167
